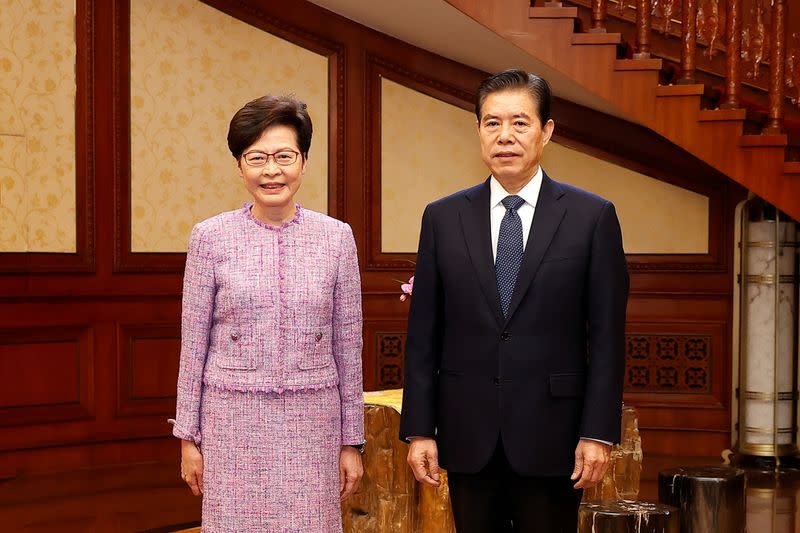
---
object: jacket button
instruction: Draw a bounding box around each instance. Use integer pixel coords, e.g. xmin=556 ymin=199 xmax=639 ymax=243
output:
xmin=501 ymin=332 xmax=510 ymax=341
xmin=493 ymin=377 xmax=500 ymax=385
xmin=315 ymin=332 xmax=323 ymax=342
xmin=230 ymin=332 xmax=239 ymax=341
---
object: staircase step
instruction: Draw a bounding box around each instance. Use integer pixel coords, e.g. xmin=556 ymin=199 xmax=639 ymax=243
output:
xmin=571 ymin=33 xmax=621 ymax=45
xmin=739 ymin=134 xmax=788 ymax=147
xmin=699 ymin=109 xmax=747 ymax=122
xmin=656 ymin=84 xmax=705 ymax=96
xmin=615 ymin=58 xmax=662 ymax=71
xmin=529 ymin=7 xmax=578 ymax=19
xmin=785 ymin=162 xmax=800 ymax=174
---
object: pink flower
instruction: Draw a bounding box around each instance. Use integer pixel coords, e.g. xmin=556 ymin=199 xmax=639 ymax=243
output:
xmin=400 ymin=276 xmax=414 ymax=301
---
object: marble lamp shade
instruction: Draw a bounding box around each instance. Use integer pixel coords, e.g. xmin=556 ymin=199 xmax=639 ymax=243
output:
xmin=737 ymin=205 xmax=798 ymax=458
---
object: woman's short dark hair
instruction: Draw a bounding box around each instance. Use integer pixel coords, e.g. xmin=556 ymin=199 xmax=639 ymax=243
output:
xmin=227 ymin=94 xmax=313 ymax=160
xmin=475 ymin=69 xmax=552 ymax=125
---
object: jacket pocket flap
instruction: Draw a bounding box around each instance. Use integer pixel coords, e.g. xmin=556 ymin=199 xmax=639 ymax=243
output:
xmin=297 ymin=328 xmax=332 ymax=370
xmin=549 ymin=373 xmax=586 ymax=397
xmin=541 ymin=256 xmax=579 ymax=264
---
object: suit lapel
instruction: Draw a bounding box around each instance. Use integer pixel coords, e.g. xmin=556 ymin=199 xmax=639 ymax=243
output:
xmin=460 ymin=179 xmax=504 ymax=327
xmin=504 ymin=173 xmax=566 ymax=323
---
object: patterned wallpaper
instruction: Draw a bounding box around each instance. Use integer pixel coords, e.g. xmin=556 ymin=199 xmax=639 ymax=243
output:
xmin=381 ymin=78 xmax=487 ymax=253
xmin=380 ymin=78 xmax=709 ymax=255
xmin=541 ymin=143 xmax=709 ymax=254
xmin=0 ymin=0 xmax=76 ymax=252
xmin=130 ymin=0 xmax=328 ymax=252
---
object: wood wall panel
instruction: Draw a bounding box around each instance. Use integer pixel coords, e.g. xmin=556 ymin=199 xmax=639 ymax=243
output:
xmin=363 ymin=320 xmax=410 ymax=391
xmin=625 ymin=321 xmax=727 ymax=405
xmin=0 ymin=327 xmax=93 ymax=427
xmin=117 ymin=323 xmax=180 ymax=417
xmin=0 ymin=0 xmax=95 ymax=273
xmin=364 ymin=54 xmax=480 ymax=270
xmin=0 ymin=342 xmax=80 ymax=408
xmin=0 ymin=437 xmax=180 ymax=478
xmin=0 ymin=299 xmax=181 ymax=465
xmin=0 ymin=0 xmax=746 ymax=474
xmin=112 ymin=0 xmax=346 ymax=272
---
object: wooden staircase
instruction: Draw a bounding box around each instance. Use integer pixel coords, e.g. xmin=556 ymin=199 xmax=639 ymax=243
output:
xmin=445 ymin=0 xmax=800 ymax=221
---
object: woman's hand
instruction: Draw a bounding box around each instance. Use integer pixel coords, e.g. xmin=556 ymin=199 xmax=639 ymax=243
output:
xmin=339 ymin=446 xmax=364 ymax=500
xmin=180 ymin=439 xmax=204 ymax=496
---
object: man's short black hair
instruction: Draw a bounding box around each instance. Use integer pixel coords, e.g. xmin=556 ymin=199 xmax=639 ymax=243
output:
xmin=475 ymin=69 xmax=552 ymax=125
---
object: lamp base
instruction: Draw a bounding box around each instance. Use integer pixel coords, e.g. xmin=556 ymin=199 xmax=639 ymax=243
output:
xmin=729 ymin=451 xmax=800 ymax=472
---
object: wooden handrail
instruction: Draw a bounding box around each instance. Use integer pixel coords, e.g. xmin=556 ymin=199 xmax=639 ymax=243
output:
xmin=678 ymin=0 xmax=697 ymax=84
xmin=633 ymin=0 xmax=651 ymax=59
xmin=764 ymin=0 xmax=787 ymax=134
xmin=720 ymin=0 xmax=742 ymax=109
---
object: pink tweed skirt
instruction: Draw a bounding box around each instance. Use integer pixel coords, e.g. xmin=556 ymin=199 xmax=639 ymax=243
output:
xmin=199 ymin=385 xmax=343 ymax=532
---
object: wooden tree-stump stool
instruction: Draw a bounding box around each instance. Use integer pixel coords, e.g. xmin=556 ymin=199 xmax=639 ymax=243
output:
xmin=342 ymin=391 xmax=643 ymax=533
xmin=579 ymin=500 xmax=679 ymax=533
xmin=658 ymin=466 xmax=746 ymax=533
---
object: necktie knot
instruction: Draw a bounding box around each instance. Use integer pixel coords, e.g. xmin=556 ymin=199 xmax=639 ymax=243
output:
xmin=501 ymin=195 xmax=525 ymax=211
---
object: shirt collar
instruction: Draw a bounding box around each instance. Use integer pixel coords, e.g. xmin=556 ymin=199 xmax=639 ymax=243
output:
xmin=489 ymin=166 xmax=544 ymax=209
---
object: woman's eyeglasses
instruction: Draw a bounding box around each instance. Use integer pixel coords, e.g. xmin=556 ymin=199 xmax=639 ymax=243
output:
xmin=242 ymin=150 xmax=300 ymax=167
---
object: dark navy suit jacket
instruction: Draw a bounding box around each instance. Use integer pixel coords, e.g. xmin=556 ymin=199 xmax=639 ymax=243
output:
xmin=399 ymin=173 xmax=629 ymax=476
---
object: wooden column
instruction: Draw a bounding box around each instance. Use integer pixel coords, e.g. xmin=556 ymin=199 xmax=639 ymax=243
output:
xmin=589 ymin=0 xmax=608 ymax=33
xmin=634 ymin=0 xmax=652 ymax=59
xmin=763 ymin=0 xmax=787 ymax=134
xmin=720 ymin=0 xmax=742 ymax=108
xmin=678 ymin=0 xmax=698 ymax=84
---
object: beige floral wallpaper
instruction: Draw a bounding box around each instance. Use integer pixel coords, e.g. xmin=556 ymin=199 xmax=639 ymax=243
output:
xmin=130 ymin=0 xmax=328 ymax=252
xmin=381 ymin=78 xmax=487 ymax=253
xmin=541 ymin=142 xmax=709 ymax=254
xmin=380 ymin=78 xmax=709 ymax=254
xmin=0 ymin=0 xmax=76 ymax=252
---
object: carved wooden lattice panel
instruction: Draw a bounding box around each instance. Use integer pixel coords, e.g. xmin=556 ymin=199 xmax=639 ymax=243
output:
xmin=376 ymin=332 xmax=406 ymax=389
xmin=625 ymin=334 xmax=712 ymax=393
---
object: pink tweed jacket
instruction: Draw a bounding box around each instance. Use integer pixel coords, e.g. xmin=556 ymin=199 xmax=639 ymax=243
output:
xmin=171 ymin=205 xmax=364 ymax=446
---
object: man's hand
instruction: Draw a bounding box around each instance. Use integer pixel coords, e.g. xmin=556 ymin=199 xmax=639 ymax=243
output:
xmin=407 ymin=437 xmax=441 ymax=486
xmin=180 ymin=439 xmax=204 ymax=496
xmin=339 ymin=446 xmax=364 ymax=500
xmin=571 ymin=439 xmax=611 ymax=489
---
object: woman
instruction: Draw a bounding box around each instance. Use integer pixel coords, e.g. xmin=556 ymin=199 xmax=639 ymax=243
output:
xmin=170 ymin=95 xmax=364 ymax=532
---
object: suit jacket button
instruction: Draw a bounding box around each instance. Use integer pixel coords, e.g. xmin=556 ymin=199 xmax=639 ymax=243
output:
xmin=501 ymin=332 xmax=510 ymax=341
xmin=230 ymin=332 xmax=239 ymax=341
xmin=315 ymin=332 xmax=323 ymax=342
xmin=493 ymin=377 xmax=500 ymax=385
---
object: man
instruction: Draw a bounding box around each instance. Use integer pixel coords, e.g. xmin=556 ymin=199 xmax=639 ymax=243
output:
xmin=399 ymin=69 xmax=629 ymax=532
